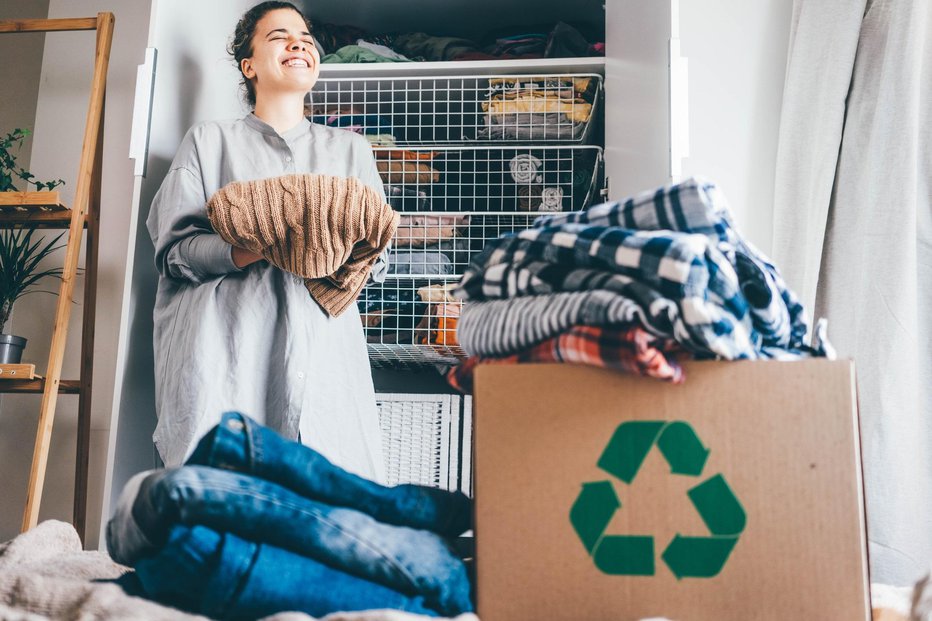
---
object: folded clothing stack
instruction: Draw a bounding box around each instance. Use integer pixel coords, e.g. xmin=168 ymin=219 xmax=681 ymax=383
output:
xmin=107 ymin=412 xmax=474 ymax=620
xmin=313 ymin=21 xmax=604 ymax=64
xmin=448 ymin=176 xmax=833 ymax=391
xmin=478 ymin=76 xmax=598 ymax=141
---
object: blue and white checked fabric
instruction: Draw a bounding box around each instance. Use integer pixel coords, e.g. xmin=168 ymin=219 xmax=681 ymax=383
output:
xmin=456 ymin=177 xmax=825 ymax=360
xmin=534 ymin=177 xmax=808 ymax=349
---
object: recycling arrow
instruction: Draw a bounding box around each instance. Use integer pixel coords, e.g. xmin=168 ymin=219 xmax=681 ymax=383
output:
xmin=569 ymin=481 xmax=655 ymax=575
xmin=661 ymin=535 xmax=739 ymax=579
xmin=597 ymin=421 xmax=710 ymax=483
xmin=570 ymin=481 xmax=619 ymax=553
xmin=570 ymin=420 xmax=746 ymax=579
xmin=597 ymin=421 xmax=664 ymax=483
xmin=656 ymin=421 xmax=711 ymax=476
xmin=687 ymin=474 xmax=746 ymax=536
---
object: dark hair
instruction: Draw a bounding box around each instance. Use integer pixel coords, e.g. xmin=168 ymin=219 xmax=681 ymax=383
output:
xmin=228 ymin=1 xmax=314 ymax=108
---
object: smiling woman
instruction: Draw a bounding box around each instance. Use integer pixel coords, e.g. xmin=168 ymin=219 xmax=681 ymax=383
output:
xmin=144 ymin=1 xmax=392 ymax=478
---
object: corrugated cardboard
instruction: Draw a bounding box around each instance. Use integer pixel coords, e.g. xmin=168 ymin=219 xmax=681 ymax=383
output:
xmin=473 ymin=360 xmax=869 ymax=621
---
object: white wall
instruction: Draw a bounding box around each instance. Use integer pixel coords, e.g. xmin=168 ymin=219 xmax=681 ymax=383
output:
xmin=0 ymin=0 xmax=151 ymax=548
xmin=679 ymin=0 xmax=792 ymax=253
xmin=0 ymin=0 xmax=50 ymax=175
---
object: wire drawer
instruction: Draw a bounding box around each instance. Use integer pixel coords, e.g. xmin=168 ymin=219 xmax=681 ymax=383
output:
xmin=311 ymin=73 xmax=603 ymax=145
xmin=360 ymin=145 xmax=603 ymax=367
xmin=375 ymin=392 xmax=472 ymax=495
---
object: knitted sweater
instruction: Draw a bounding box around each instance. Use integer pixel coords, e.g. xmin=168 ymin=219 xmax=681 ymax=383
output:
xmin=207 ymin=174 xmax=399 ymax=316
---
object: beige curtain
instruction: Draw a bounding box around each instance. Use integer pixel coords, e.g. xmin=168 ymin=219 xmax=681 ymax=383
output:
xmin=773 ymin=0 xmax=932 ymax=585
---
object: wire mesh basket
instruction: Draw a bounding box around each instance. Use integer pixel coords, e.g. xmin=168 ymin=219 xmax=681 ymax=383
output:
xmin=379 ymin=145 xmax=602 ymax=273
xmin=360 ymin=145 xmax=603 ymax=367
xmin=310 ymin=73 xmax=603 ymax=145
xmin=375 ymin=392 xmax=471 ymax=494
xmin=360 ymin=277 xmax=465 ymax=368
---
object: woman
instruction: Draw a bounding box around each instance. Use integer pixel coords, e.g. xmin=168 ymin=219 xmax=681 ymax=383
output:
xmin=146 ymin=1 xmax=388 ymax=480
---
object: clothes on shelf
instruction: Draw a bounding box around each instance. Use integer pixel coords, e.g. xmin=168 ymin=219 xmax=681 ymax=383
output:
xmin=312 ymin=74 xmax=601 ymax=145
xmin=421 ymin=301 xmax=461 ymax=347
xmin=394 ymin=215 xmax=470 ymax=248
xmin=386 ymin=185 xmax=430 ymax=211
xmin=359 ymin=287 xmax=427 ymax=344
xmin=207 ymin=173 xmax=399 ymax=317
xmin=375 ymin=149 xmax=597 ymax=213
xmin=377 ymin=160 xmax=442 ymax=184
xmin=366 ymin=134 xmax=398 ymax=147
xmin=107 ymin=412 xmax=473 ymax=619
xmin=450 ymin=176 xmax=832 ymax=391
xmin=322 ymin=44 xmax=412 ymax=64
xmin=389 ymin=250 xmax=454 ymax=276
xmin=310 ymin=21 xmax=604 ymax=63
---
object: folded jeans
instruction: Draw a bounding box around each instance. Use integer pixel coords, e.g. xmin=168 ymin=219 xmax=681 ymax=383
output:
xmin=108 ymin=464 xmax=473 ymax=617
xmin=134 ymin=524 xmax=439 ymax=620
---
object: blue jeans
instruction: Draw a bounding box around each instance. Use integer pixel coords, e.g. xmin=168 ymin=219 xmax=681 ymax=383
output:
xmin=135 ymin=525 xmax=437 ymax=620
xmin=108 ymin=465 xmax=472 ymax=616
xmin=187 ymin=411 xmax=471 ymax=538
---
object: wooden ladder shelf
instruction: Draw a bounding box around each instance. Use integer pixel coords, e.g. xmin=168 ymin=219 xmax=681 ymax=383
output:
xmin=0 ymin=13 xmax=114 ymax=543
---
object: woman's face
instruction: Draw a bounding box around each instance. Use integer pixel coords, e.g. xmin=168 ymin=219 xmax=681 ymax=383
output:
xmin=241 ymin=8 xmax=321 ymax=101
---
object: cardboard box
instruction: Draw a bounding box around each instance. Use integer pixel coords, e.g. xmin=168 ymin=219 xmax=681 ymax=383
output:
xmin=473 ymin=360 xmax=869 ymax=621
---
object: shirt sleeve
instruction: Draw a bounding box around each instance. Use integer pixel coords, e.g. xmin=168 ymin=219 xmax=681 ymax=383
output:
xmin=146 ymin=127 xmax=240 ymax=284
xmin=354 ymin=134 xmax=392 ymax=283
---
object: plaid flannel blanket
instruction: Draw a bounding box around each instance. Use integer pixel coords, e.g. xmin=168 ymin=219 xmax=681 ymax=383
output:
xmin=447 ymin=324 xmax=684 ymax=393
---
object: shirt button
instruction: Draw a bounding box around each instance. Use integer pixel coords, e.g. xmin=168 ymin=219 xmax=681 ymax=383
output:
xmin=296 ymin=371 xmax=305 ymax=380
xmin=285 ymin=155 xmax=293 ymax=162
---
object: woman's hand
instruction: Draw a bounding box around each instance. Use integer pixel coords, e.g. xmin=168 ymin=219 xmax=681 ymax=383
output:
xmin=232 ymin=246 xmax=264 ymax=268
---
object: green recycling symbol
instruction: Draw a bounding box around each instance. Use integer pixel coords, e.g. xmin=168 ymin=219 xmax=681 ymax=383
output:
xmin=569 ymin=421 xmax=746 ymax=579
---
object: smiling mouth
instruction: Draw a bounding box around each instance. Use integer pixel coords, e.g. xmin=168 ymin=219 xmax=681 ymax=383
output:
xmin=282 ymin=58 xmax=309 ymax=68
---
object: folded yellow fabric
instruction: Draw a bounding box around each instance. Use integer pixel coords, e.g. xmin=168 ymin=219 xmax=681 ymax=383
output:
xmin=207 ymin=174 xmax=399 ymax=317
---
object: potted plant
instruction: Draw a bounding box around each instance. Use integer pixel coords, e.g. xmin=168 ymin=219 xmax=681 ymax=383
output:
xmin=0 ymin=128 xmax=66 ymax=364
xmin=0 ymin=230 xmax=65 ymax=363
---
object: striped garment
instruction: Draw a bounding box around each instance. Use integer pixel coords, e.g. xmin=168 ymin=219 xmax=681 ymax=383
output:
xmin=458 ymin=290 xmax=663 ymax=357
xmin=447 ymin=324 xmax=685 ymax=393
xmin=533 ymin=177 xmax=807 ymax=348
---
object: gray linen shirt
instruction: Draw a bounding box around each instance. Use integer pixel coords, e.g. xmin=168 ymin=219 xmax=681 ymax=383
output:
xmin=146 ymin=113 xmax=388 ymax=481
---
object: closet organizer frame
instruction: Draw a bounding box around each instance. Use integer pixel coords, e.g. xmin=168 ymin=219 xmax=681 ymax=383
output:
xmin=310 ymin=72 xmax=603 ymax=146
xmin=310 ymin=71 xmax=606 ymax=369
xmin=362 ymin=144 xmax=604 ymax=369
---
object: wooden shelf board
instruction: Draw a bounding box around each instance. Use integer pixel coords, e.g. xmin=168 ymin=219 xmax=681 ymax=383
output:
xmin=0 ymin=364 xmax=36 ymax=380
xmin=0 ymin=191 xmax=67 ymax=211
xmin=0 ymin=211 xmax=84 ymax=229
xmin=0 ymin=379 xmax=81 ymax=394
xmin=0 ymin=18 xmax=97 ymax=33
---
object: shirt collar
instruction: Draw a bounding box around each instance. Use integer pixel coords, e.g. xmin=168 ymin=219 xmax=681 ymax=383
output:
xmin=244 ymin=113 xmax=311 ymax=142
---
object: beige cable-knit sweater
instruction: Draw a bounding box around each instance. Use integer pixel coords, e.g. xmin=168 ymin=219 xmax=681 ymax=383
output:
xmin=207 ymin=174 xmax=399 ymax=317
